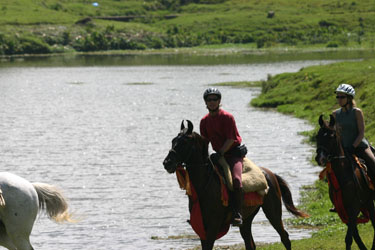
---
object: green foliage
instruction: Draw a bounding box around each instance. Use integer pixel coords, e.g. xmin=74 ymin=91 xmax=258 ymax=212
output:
xmin=0 ymin=33 xmax=51 ymax=55
xmin=1 ymin=0 xmax=375 ymax=54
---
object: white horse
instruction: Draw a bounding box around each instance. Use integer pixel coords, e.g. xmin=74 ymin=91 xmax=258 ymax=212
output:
xmin=0 ymin=172 xmax=73 ymax=250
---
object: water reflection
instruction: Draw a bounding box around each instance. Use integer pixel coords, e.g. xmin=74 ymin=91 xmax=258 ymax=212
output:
xmin=1 ymin=49 xmax=374 ymax=67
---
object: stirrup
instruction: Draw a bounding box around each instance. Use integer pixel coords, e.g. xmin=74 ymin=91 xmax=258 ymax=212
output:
xmin=232 ymin=214 xmax=243 ymax=226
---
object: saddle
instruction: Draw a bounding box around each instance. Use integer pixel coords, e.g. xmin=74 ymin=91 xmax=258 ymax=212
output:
xmin=350 ymin=154 xmax=374 ymax=191
xmin=217 ymin=156 xmax=269 ymax=195
xmin=319 ymin=154 xmax=374 ymax=191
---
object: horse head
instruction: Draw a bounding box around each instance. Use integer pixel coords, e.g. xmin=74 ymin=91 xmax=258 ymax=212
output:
xmin=163 ymin=120 xmax=196 ymax=173
xmin=315 ymin=114 xmax=338 ymax=166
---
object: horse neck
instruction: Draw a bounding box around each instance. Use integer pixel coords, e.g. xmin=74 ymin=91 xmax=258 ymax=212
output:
xmin=334 ymin=131 xmax=345 ymax=157
xmin=330 ymin=132 xmax=352 ymax=175
xmin=186 ymin=151 xmax=211 ymax=192
xmin=186 ymin=151 xmax=216 ymax=193
xmin=185 ymin=133 xmax=221 ymax=195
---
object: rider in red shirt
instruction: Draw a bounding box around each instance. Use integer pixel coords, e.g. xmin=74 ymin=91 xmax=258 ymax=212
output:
xmin=200 ymin=88 xmax=244 ymax=226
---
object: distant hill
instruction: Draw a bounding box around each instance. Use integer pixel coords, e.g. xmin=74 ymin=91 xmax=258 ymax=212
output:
xmin=1 ymin=0 xmax=375 ymax=55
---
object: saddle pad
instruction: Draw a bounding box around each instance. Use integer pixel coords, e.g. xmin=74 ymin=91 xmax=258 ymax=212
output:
xmin=219 ymin=157 xmax=269 ymax=193
xmin=325 ymin=162 xmax=370 ymax=224
xmin=176 ymin=167 xmax=230 ymax=240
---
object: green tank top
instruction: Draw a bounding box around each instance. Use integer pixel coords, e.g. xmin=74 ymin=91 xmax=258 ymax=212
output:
xmin=335 ymin=108 xmax=368 ymax=148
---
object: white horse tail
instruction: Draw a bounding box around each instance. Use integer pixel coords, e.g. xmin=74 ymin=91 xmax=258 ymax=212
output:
xmin=32 ymin=183 xmax=74 ymax=223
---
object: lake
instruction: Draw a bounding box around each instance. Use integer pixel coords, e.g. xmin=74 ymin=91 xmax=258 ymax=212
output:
xmin=0 ymin=52 xmax=356 ymax=249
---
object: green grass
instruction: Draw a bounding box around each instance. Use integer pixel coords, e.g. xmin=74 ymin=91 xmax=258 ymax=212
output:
xmin=251 ymin=58 xmax=375 ymax=143
xmin=211 ymin=81 xmax=262 ymax=87
xmin=1 ymin=0 xmax=375 ymax=55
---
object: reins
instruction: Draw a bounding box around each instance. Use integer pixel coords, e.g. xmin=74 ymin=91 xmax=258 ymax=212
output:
xmin=174 ymin=137 xmax=218 ymax=192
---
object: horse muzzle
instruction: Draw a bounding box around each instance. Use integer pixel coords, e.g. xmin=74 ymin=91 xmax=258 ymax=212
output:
xmin=163 ymin=156 xmax=177 ymax=174
xmin=315 ymin=152 xmax=327 ymax=166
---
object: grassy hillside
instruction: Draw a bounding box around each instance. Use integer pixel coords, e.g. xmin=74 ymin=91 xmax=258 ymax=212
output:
xmin=1 ymin=0 xmax=375 ymax=55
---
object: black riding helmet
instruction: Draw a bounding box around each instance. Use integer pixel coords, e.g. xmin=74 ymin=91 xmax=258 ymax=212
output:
xmin=203 ymin=88 xmax=221 ymax=101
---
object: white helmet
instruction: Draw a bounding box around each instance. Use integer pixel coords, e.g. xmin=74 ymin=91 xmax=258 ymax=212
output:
xmin=335 ymin=84 xmax=355 ymax=97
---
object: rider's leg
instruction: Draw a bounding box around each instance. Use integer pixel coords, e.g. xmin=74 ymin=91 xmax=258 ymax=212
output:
xmin=356 ymin=147 xmax=375 ymax=184
xmin=227 ymin=156 xmax=243 ymax=226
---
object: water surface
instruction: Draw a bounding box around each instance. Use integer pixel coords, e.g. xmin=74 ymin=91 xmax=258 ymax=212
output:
xmin=0 ymin=59 xmax=337 ymax=249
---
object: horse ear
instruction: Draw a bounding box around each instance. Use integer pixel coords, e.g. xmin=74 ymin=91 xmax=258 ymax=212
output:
xmin=329 ymin=114 xmax=335 ymax=128
xmin=180 ymin=120 xmax=185 ymax=131
xmin=187 ymin=120 xmax=193 ymax=134
xmin=318 ymin=115 xmax=324 ymax=127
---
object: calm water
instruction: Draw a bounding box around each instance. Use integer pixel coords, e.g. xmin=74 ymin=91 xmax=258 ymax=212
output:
xmin=0 ymin=56 xmax=339 ymax=249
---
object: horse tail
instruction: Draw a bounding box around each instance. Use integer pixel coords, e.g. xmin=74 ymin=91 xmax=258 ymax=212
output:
xmin=33 ymin=183 xmax=75 ymax=223
xmin=275 ymin=174 xmax=309 ymax=218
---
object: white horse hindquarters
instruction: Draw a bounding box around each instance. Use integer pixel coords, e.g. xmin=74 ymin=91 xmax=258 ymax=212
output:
xmin=0 ymin=172 xmax=39 ymax=250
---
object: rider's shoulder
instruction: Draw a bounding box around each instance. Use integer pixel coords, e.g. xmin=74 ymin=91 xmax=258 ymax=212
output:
xmin=219 ymin=109 xmax=233 ymax=117
xmin=201 ymin=113 xmax=210 ymax=121
xmin=353 ymin=107 xmax=363 ymax=115
xmin=332 ymin=109 xmax=340 ymax=116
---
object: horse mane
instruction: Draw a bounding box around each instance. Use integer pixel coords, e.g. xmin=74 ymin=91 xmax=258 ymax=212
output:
xmin=191 ymin=132 xmax=209 ymax=160
xmin=319 ymin=119 xmax=346 ymax=158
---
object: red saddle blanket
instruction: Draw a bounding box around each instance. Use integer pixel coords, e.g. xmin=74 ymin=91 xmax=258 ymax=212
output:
xmin=320 ymin=162 xmax=370 ymax=224
xmin=176 ymin=167 xmax=263 ymax=240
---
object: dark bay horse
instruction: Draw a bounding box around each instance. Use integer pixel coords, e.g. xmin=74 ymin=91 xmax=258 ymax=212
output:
xmin=163 ymin=120 xmax=308 ymax=250
xmin=316 ymin=114 xmax=375 ymax=250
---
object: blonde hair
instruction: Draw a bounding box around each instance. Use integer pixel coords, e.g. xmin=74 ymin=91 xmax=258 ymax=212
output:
xmin=348 ymin=96 xmax=356 ymax=107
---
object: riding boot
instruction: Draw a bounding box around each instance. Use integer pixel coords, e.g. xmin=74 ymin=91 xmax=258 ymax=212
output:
xmin=232 ymin=187 xmax=243 ymax=226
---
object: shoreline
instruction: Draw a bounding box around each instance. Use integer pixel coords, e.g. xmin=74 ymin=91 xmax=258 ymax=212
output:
xmin=1 ymin=45 xmax=375 ymax=59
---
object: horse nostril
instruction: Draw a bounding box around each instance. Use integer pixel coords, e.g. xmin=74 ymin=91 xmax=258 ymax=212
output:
xmin=163 ymin=159 xmax=168 ymax=166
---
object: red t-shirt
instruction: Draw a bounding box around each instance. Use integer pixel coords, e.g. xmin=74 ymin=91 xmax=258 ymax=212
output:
xmin=200 ymin=109 xmax=242 ymax=152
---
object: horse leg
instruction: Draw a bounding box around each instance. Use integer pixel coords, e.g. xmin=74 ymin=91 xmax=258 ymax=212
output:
xmin=0 ymin=221 xmax=16 ymax=250
xmin=367 ymin=202 xmax=375 ymax=250
xmin=353 ymin=227 xmax=367 ymax=250
xmin=367 ymin=200 xmax=375 ymax=250
xmin=200 ymin=224 xmax=220 ymax=250
xmin=1 ymin=203 xmax=37 ymax=250
xmin=200 ymin=238 xmax=215 ymax=250
xmin=6 ymin=224 xmax=34 ymax=250
xmin=262 ymin=189 xmax=291 ymax=250
xmin=240 ymin=207 xmax=260 ymax=250
xmin=346 ymin=211 xmax=366 ymax=250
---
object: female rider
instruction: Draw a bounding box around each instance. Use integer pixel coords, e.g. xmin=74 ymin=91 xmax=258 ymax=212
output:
xmin=333 ymin=83 xmax=375 ymax=184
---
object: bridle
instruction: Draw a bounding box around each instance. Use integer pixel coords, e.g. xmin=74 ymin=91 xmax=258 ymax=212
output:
xmin=169 ymin=134 xmax=207 ymax=168
xmin=316 ymin=128 xmax=346 ymax=164
xmin=169 ymin=133 xmax=216 ymax=190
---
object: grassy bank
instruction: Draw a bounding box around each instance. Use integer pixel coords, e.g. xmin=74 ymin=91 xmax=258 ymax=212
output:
xmin=1 ymin=0 xmax=375 ymax=55
xmin=251 ymin=58 xmax=375 ymax=143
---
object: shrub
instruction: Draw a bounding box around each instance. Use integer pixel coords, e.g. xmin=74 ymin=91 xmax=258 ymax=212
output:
xmin=18 ymin=36 xmax=51 ymax=54
xmin=326 ymin=41 xmax=339 ymax=48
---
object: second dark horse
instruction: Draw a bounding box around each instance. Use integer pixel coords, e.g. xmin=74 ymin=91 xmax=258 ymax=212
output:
xmin=163 ymin=120 xmax=308 ymax=250
xmin=316 ymin=115 xmax=375 ymax=250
